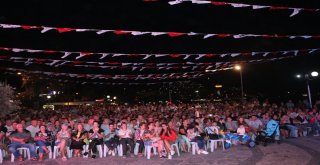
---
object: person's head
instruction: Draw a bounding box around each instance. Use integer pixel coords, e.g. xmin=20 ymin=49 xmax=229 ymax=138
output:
xmin=61 ymin=124 xmax=68 ymax=131
xmin=88 ymin=119 xmax=94 ymax=125
xmin=77 ymin=123 xmax=83 ymax=131
xmin=238 ymin=117 xmax=244 ymax=122
xmin=16 ymin=124 xmax=24 ymax=132
xmin=155 ymin=120 xmax=160 ymax=127
xmin=93 ymin=121 xmax=99 ymax=128
xmin=40 ymin=125 xmax=46 ymax=132
xmin=161 ymin=122 xmax=168 ymax=131
xmin=251 ymin=115 xmax=257 ymax=121
xmin=121 ymin=122 xmax=127 ymax=130
xmin=103 ymin=118 xmax=109 ymax=125
xmin=55 ymin=120 xmax=60 ymax=127
xmin=183 ymin=119 xmax=189 ymax=127
xmin=12 ymin=121 xmax=18 ymax=130
xmin=227 ymin=117 xmax=232 ymax=122
xmin=5 ymin=119 xmax=12 ymax=126
xmin=148 ymin=122 xmax=154 ymax=130
xmin=239 ymin=124 xmax=244 ymax=128
xmin=139 ymin=122 xmax=146 ymax=130
xmin=272 ymin=114 xmax=278 ymax=120
xmin=109 ymin=123 xmax=114 ymax=131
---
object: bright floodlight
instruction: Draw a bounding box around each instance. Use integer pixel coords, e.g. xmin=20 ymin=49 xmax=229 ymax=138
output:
xmin=47 ymin=95 xmax=51 ymax=99
xmin=113 ymin=96 xmax=117 ymax=100
xmin=311 ymin=71 xmax=318 ymax=77
xmin=17 ymin=72 xmax=22 ymax=75
xmin=296 ymin=74 xmax=301 ymax=78
xmin=234 ymin=65 xmax=241 ymax=70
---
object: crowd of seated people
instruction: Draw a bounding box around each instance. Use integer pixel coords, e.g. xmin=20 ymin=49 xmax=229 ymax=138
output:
xmin=0 ymin=98 xmax=319 ymax=162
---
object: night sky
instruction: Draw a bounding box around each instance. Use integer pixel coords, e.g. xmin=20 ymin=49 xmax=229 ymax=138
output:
xmin=0 ymin=0 xmax=320 ymax=102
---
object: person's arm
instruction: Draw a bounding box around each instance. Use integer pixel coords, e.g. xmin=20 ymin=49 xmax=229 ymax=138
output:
xmin=11 ymin=136 xmax=25 ymax=143
xmin=118 ymin=129 xmax=125 ymax=139
xmin=98 ymin=130 xmax=104 ymax=139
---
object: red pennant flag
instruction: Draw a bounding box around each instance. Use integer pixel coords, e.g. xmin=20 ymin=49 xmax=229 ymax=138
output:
xmin=211 ymin=2 xmax=228 ymax=6
xmin=43 ymin=50 xmax=58 ymax=53
xmin=304 ymin=9 xmax=318 ymax=12
xmin=168 ymin=32 xmax=185 ymax=37
xmin=269 ymin=6 xmax=289 ymax=10
xmin=35 ymin=58 xmax=47 ymax=62
xmin=108 ymin=62 xmax=121 ymax=65
xmin=113 ymin=30 xmax=130 ymax=35
xmin=0 ymin=56 xmax=10 ymax=59
xmin=262 ymin=34 xmax=275 ymax=38
xmin=312 ymin=35 xmax=320 ymax=38
xmin=73 ymin=61 xmax=84 ymax=65
xmin=170 ymin=54 xmax=181 ymax=58
xmin=56 ymin=28 xmax=75 ymax=33
xmin=21 ymin=25 xmax=39 ymax=29
xmin=80 ymin=52 xmax=92 ymax=56
xmin=206 ymin=54 xmax=216 ymax=58
xmin=0 ymin=47 xmax=12 ymax=51
xmin=128 ymin=54 xmax=140 ymax=57
xmin=216 ymin=34 xmax=231 ymax=37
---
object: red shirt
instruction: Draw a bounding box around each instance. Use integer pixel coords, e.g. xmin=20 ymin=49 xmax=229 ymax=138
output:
xmin=160 ymin=130 xmax=177 ymax=142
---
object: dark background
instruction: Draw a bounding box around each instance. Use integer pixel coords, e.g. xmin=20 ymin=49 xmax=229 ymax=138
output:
xmin=0 ymin=0 xmax=320 ymax=104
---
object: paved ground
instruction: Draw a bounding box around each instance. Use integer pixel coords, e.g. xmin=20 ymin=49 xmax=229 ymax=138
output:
xmin=2 ymin=136 xmax=320 ymax=165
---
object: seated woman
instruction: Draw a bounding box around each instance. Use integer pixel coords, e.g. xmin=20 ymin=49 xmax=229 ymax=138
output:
xmin=34 ymin=125 xmax=51 ymax=161
xmin=225 ymin=117 xmax=238 ymax=133
xmin=135 ymin=122 xmax=146 ymax=157
xmin=204 ymin=120 xmax=220 ymax=140
xmin=187 ymin=123 xmax=208 ymax=155
xmin=55 ymin=124 xmax=71 ymax=161
xmin=85 ymin=121 xmax=104 ymax=159
xmin=160 ymin=122 xmax=177 ymax=159
xmin=70 ymin=123 xmax=87 ymax=157
xmin=177 ymin=119 xmax=190 ymax=152
xmin=143 ymin=122 xmax=164 ymax=158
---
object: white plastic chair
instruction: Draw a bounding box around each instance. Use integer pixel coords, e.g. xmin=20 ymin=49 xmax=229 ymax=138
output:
xmin=117 ymin=144 xmax=123 ymax=156
xmin=11 ymin=147 xmax=30 ymax=162
xmin=171 ymin=142 xmax=180 ymax=156
xmin=207 ymin=127 xmax=225 ymax=152
xmin=0 ymin=149 xmax=3 ymax=164
xmin=53 ymin=146 xmax=71 ymax=159
xmin=144 ymin=143 xmax=158 ymax=159
xmin=35 ymin=146 xmax=52 ymax=159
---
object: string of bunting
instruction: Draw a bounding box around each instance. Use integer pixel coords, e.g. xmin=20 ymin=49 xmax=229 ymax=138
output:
xmin=3 ymin=72 xmax=191 ymax=85
xmin=156 ymin=0 xmax=320 ymax=17
xmin=1 ymin=67 xmax=204 ymax=80
xmin=1 ymin=23 xmax=320 ymax=39
xmin=0 ymin=54 xmax=302 ymax=71
xmin=0 ymin=47 xmax=318 ymax=61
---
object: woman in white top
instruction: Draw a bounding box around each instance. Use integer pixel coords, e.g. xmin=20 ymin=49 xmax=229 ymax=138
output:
xmin=55 ymin=124 xmax=71 ymax=161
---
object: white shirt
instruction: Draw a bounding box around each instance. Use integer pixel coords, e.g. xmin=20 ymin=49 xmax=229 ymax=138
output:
xmin=118 ymin=129 xmax=132 ymax=138
xmin=26 ymin=125 xmax=40 ymax=138
xmin=237 ymin=127 xmax=245 ymax=136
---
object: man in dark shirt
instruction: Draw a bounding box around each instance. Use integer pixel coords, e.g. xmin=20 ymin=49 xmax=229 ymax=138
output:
xmin=9 ymin=124 xmax=37 ymax=161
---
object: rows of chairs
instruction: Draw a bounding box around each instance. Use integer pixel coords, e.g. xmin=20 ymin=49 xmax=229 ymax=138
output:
xmin=0 ymin=139 xmax=225 ymax=163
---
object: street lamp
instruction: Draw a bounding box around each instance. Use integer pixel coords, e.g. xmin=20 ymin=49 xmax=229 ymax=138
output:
xmin=296 ymin=71 xmax=318 ymax=108
xmin=234 ymin=65 xmax=244 ymax=102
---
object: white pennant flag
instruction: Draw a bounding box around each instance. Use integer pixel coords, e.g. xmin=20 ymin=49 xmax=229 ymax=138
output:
xmin=131 ymin=31 xmax=149 ymax=35
xmin=220 ymin=54 xmax=228 ymax=57
xmin=27 ymin=49 xmax=42 ymax=53
xmin=252 ymin=5 xmax=269 ymax=9
xmin=251 ymin=52 xmax=258 ymax=56
xmin=195 ymin=54 xmax=206 ymax=60
xmin=112 ymin=54 xmax=124 ymax=57
xmin=76 ymin=29 xmax=92 ymax=32
xmin=206 ymin=66 xmax=213 ymax=70
xmin=122 ymin=63 xmax=131 ymax=66
xmin=233 ymin=34 xmax=246 ymax=39
xmin=183 ymin=55 xmax=191 ymax=60
xmin=301 ymin=35 xmax=312 ymax=39
xmin=182 ymin=66 xmax=189 ymax=69
xmin=96 ymin=30 xmax=112 ymax=35
xmin=289 ymin=36 xmax=296 ymax=39
xmin=49 ymin=60 xmax=60 ymax=66
xmin=191 ymin=0 xmax=211 ymax=4
xmin=132 ymin=67 xmax=138 ymax=71
xmin=231 ymin=53 xmax=240 ymax=57
xmin=290 ymin=8 xmax=301 ymax=17
xmin=192 ymin=66 xmax=198 ymax=70
xmin=155 ymin=54 xmax=166 ymax=58
xmin=12 ymin=48 xmax=24 ymax=52
xmin=143 ymin=55 xmax=152 ymax=60
xmin=100 ymin=53 xmax=109 ymax=59
xmin=263 ymin=52 xmax=270 ymax=57
xmin=61 ymin=52 xmax=72 ymax=59
xmin=282 ymin=51 xmax=289 ymax=55
xmin=151 ymin=32 xmax=166 ymax=36
xmin=187 ymin=32 xmax=200 ymax=36
xmin=293 ymin=50 xmax=299 ymax=56
xmin=0 ymin=24 xmax=20 ymax=28
xmin=203 ymin=34 xmax=215 ymax=39
xmin=230 ymin=3 xmax=251 ymax=8
xmin=308 ymin=49 xmax=317 ymax=54
xmin=158 ymin=67 xmax=165 ymax=70
xmin=169 ymin=0 xmax=184 ymax=5
xmin=41 ymin=27 xmax=54 ymax=33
